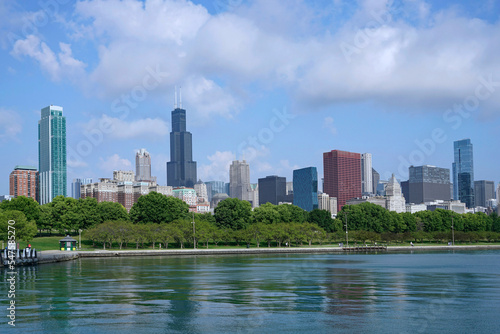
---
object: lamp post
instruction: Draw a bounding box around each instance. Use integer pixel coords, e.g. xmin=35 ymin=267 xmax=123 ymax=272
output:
xmin=344 ymin=210 xmax=349 ymax=247
xmin=192 ymin=211 xmax=196 ymax=249
xmin=79 ymin=229 xmax=82 ymax=250
xmin=451 ymin=217 xmax=455 ymax=246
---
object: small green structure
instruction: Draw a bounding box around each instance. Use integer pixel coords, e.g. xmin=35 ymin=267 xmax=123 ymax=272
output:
xmin=59 ymin=235 xmax=77 ymax=251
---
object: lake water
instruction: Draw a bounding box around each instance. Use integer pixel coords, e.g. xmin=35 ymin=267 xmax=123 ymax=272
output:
xmin=1 ymin=250 xmax=500 ymax=333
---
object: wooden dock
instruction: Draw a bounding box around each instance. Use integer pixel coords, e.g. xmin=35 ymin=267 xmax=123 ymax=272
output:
xmin=342 ymin=245 xmax=387 ymax=252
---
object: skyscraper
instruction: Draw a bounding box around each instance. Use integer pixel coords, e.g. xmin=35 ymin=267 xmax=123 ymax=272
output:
xmin=452 ymin=139 xmax=474 ymax=208
xmin=372 ymin=168 xmax=380 ymax=195
xmin=408 ymin=165 xmax=451 ymax=204
xmin=323 ymin=150 xmax=361 ymax=212
xmin=293 ymin=167 xmax=318 ymax=211
xmin=205 ymin=181 xmax=227 ymax=202
xmin=9 ymin=166 xmax=38 ymax=201
xmin=38 ymin=105 xmax=66 ymax=204
xmin=258 ymin=175 xmax=286 ymax=206
xmin=136 ymin=149 xmax=152 ymax=182
xmin=167 ymin=95 xmax=197 ymax=188
xmin=229 ymin=160 xmax=253 ymax=203
xmin=474 ymin=180 xmax=495 ymax=208
xmin=360 ymin=153 xmax=373 ymax=195
xmin=71 ymin=178 xmax=92 ymax=199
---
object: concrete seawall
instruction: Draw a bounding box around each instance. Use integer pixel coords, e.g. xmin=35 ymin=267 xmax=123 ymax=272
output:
xmin=31 ymin=244 xmax=500 ymax=264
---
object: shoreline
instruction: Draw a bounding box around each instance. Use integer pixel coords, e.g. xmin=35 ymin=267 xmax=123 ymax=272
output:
xmin=27 ymin=244 xmax=500 ymax=265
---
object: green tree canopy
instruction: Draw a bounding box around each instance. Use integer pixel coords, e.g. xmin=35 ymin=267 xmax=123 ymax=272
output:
xmin=98 ymin=201 xmax=129 ymax=222
xmin=253 ymin=203 xmax=281 ymax=225
xmin=0 ymin=210 xmax=37 ymax=243
xmin=0 ymin=196 xmax=40 ymax=222
xmin=77 ymin=197 xmax=101 ymax=229
xmin=129 ymin=192 xmax=189 ymax=224
xmin=214 ymin=198 xmax=252 ymax=230
xmin=309 ymin=209 xmax=338 ymax=232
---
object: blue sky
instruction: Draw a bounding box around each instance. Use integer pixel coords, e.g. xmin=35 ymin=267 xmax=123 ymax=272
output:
xmin=1 ymin=0 xmax=499 ymax=196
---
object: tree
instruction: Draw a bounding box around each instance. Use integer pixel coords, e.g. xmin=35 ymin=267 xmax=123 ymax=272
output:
xmin=98 ymin=201 xmax=129 ymax=222
xmin=309 ymin=209 xmax=337 ymax=232
xmin=0 ymin=210 xmax=37 ymax=243
xmin=253 ymin=203 xmax=281 ymax=225
xmin=214 ymin=198 xmax=252 ymax=230
xmin=277 ymin=204 xmax=308 ymax=223
xmin=130 ymin=192 xmax=189 ymax=224
xmin=37 ymin=204 xmax=54 ymax=234
xmin=248 ymin=223 xmax=266 ymax=247
xmin=77 ymin=197 xmax=101 ymax=229
xmin=51 ymin=196 xmax=80 ymax=233
xmin=0 ymin=196 xmax=40 ymax=222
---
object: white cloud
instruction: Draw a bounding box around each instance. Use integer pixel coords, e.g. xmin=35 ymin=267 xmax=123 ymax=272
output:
xmin=67 ymin=160 xmax=88 ymax=168
xmin=83 ymin=115 xmax=169 ymax=140
xmin=0 ymin=109 xmax=22 ymax=140
xmin=99 ymin=154 xmax=132 ymax=172
xmin=198 ymin=150 xmax=234 ymax=182
xmin=323 ymin=116 xmax=337 ymax=135
xmin=11 ymin=35 xmax=86 ymax=81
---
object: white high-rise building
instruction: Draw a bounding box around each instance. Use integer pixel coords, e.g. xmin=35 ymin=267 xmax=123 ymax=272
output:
xmin=194 ymin=179 xmax=209 ymax=203
xmin=229 ymin=160 xmax=252 ymax=202
xmin=385 ymin=174 xmax=406 ymax=213
xmin=136 ymin=149 xmax=154 ymax=182
xmin=361 ymin=153 xmax=373 ymax=195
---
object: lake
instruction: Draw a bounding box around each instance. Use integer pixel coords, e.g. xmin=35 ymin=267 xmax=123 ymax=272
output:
xmin=2 ymin=250 xmax=500 ymax=333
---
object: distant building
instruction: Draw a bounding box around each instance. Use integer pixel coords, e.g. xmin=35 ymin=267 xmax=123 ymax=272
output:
xmin=385 ymin=174 xmax=406 ymax=213
xmin=9 ymin=166 xmax=38 ymax=201
xmin=346 ymin=197 xmax=386 ymax=210
xmin=406 ymin=203 xmax=427 ymax=214
xmin=407 ymin=165 xmax=451 ymax=204
xmin=167 ymin=100 xmax=197 ymax=188
xmin=497 ymin=183 xmax=500 ymax=207
xmin=474 ymin=180 xmax=495 ymax=208
xmin=452 ymin=139 xmax=474 ymax=208
xmin=71 ymin=178 xmax=92 ymax=199
xmin=194 ymin=179 xmax=209 ymax=203
xmin=293 ymin=167 xmax=318 ymax=211
xmin=38 ymin=105 xmax=66 ymax=204
xmin=113 ymin=170 xmax=135 ymax=182
xmin=258 ymin=175 xmax=286 ymax=206
xmin=211 ymin=193 xmax=229 ymax=209
xmin=371 ymin=168 xmax=380 ymax=195
xmin=205 ymin=181 xmax=227 ymax=202
xmin=361 ymin=153 xmax=373 ymax=195
xmin=323 ymin=150 xmax=361 ymax=211
xmin=136 ymin=149 xmax=156 ymax=183
xmin=0 ymin=195 xmax=14 ymax=202
xmin=318 ymin=193 xmax=337 ymax=217
xmin=173 ymin=187 xmax=197 ymax=207
xmin=229 ymin=160 xmax=252 ymax=201
xmin=427 ymin=200 xmax=466 ymax=214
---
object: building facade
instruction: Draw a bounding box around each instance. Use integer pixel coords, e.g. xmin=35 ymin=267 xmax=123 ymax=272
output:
xmin=9 ymin=166 xmax=38 ymax=201
xmin=71 ymin=178 xmax=92 ymax=199
xmin=136 ymin=149 xmax=154 ymax=182
xmin=38 ymin=105 xmax=66 ymax=204
xmin=229 ymin=160 xmax=252 ymax=201
xmin=452 ymin=139 xmax=474 ymax=208
xmin=407 ymin=165 xmax=451 ymax=204
xmin=292 ymin=167 xmax=318 ymax=211
xmin=323 ymin=150 xmax=361 ymax=212
xmin=167 ymin=104 xmax=197 ymax=188
xmin=194 ymin=180 xmax=209 ymax=203
xmin=205 ymin=181 xmax=227 ymax=202
xmin=474 ymin=180 xmax=495 ymax=208
xmin=372 ymin=168 xmax=380 ymax=195
xmin=361 ymin=153 xmax=373 ymax=195
xmin=385 ymin=174 xmax=406 ymax=213
xmin=258 ymin=175 xmax=286 ymax=206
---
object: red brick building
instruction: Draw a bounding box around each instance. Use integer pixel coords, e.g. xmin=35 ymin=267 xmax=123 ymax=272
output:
xmin=323 ymin=150 xmax=361 ymax=212
xmin=9 ymin=166 xmax=39 ymax=201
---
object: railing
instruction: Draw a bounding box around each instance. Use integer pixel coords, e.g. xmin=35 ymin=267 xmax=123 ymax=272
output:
xmin=1 ymin=247 xmax=39 ymax=266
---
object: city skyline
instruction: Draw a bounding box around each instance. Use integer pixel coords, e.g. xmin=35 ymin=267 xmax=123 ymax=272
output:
xmin=1 ymin=0 xmax=499 ymax=197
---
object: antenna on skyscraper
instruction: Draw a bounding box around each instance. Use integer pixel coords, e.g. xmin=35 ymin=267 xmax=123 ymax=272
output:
xmin=174 ymin=86 xmax=178 ymax=109
xmin=179 ymin=86 xmax=182 ymax=108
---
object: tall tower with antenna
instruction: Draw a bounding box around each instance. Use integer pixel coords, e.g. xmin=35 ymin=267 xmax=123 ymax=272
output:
xmin=167 ymin=87 xmax=197 ymax=188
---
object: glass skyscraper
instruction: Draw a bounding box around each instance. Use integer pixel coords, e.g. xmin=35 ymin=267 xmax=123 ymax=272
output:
xmin=293 ymin=167 xmax=318 ymax=211
xmin=38 ymin=105 xmax=66 ymax=204
xmin=452 ymin=139 xmax=474 ymax=208
xmin=167 ymin=105 xmax=197 ymax=188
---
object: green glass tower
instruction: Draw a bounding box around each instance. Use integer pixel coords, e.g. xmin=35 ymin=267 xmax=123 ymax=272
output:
xmin=38 ymin=105 xmax=67 ymax=204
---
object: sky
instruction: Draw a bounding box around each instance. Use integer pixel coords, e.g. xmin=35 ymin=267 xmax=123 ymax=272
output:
xmin=1 ymin=0 xmax=499 ymax=196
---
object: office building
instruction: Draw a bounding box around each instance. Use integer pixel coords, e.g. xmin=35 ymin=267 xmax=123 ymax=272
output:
xmin=407 ymin=165 xmax=451 ymax=204
xmin=38 ymin=105 xmax=66 ymax=204
xmin=194 ymin=179 xmax=209 ymax=202
xmin=9 ymin=166 xmax=38 ymax=201
xmin=385 ymin=174 xmax=406 ymax=213
xmin=372 ymin=168 xmax=380 ymax=195
xmin=167 ymin=95 xmax=197 ymax=188
xmin=318 ymin=193 xmax=338 ymax=217
xmin=361 ymin=153 xmax=373 ymax=195
xmin=323 ymin=150 xmax=361 ymax=211
xmin=205 ymin=181 xmax=227 ymax=202
xmin=258 ymin=175 xmax=286 ymax=206
xmin=71 ymin=178 xmax=92 ymax=199
xmin=474 ymin=180 xmax=495 ymax=208
xmin=452 ymin=139 xmax=474 ymax=208
xmin=497 ymin=183 xmax=500 ymax=207
xmin=229 ymin=160 xmax=252 ymax=201
xmin=136 ymin=149 xmax=155 ymax=182
xmin=173 ymin=187 xmax=198 ymax=209
xmin=293 ymin=167 xmax=318 ymax=211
